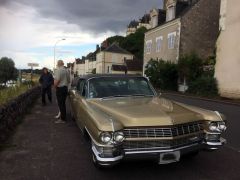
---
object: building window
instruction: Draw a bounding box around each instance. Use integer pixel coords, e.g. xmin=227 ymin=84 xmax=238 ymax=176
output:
xmin=112 ymin=54 xmax=117 ymax=63
xmin=107 ymin=66 xmax=111 ymax=73
xmin=156 ymin=36 xmax=163 ymax=52
xmin=146 ymin=40 xmax=152 ymax=54
xmin=168 ymin=32 xmax=176 ymax=49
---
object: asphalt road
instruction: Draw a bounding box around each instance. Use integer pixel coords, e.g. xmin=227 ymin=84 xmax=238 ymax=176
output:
xmin=0 ymin=95 xmax=240 ymax=180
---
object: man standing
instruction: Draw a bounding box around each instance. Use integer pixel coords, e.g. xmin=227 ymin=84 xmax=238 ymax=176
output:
xmin=54 ymin=60 xmax=70 ymax=123
xmin=39 ymin=67 xmax=54 ymax=106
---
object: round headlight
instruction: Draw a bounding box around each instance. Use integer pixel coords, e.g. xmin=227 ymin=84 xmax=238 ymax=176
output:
xmin=209 ymin=122 xmax=218 ymax=131
xmin=100 ymin=132 xmax=112 ymax=143
xmin=113 ymin=132 xmax=125 ymax=142
xmin=218 ymin=122 xmax=227 ymax=131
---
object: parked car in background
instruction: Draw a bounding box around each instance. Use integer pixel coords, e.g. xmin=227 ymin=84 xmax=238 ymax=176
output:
xmin=69 ymin=74 xmax=227 ymax=168
xmin=6 ymin=80 xmax=17 ymax=87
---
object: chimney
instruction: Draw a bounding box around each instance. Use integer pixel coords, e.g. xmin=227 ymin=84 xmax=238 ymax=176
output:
xmin=96 ymin=44 xmax=100 ymax=50
xmin=163 ymin=0 xmax=167 ymax=10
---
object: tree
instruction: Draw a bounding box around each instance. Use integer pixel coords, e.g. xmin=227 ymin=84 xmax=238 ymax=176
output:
xmin=106 ymin=36 xmax=125 ymax=46
xmin=0 ymin=57 xmax=18 ymax=85
xmin=120 ymin=27 xmax=147 ymax=59
xmin=105 ymin=27 xmax=147 ymax=60
xmin=178 ymin=53 xmax=203 ymax=82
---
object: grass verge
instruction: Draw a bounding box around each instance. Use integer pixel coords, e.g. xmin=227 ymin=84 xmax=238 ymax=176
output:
xmin=0 ymin=85 xmax=30 ymax=105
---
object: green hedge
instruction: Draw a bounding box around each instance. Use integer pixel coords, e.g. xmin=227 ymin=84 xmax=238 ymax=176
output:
xmin=145 ymin=52 xmax=219 ymax=96
xmin=145 ymin=59 xmax=178 ymax=91
xmin=187 ymin=75 xmax=219 ymax=97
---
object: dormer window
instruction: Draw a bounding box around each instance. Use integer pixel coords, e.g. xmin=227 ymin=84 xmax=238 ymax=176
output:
xmin=152 ymin=15 xmax=158 ymax=28
xmin=166 ymin=5 xmax=176 ymax=21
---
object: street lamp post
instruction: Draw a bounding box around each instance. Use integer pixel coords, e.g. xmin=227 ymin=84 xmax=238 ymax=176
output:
xmin=54 ymin=38 xmax=65 ymax=69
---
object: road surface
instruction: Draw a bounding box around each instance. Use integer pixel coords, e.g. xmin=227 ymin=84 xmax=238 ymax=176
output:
xmin=0 ymin=95 xmax=239 ymax=180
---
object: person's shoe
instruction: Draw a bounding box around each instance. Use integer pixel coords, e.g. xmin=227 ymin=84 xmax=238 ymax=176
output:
xmin=54 ymin=112 xmax=61 ymax=119
xmin=54 ymin=119 xmax=65 ymax=124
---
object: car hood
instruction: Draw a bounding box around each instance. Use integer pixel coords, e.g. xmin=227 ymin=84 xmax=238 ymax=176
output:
xmin=87 ymin=97 xmax=221 ymax=129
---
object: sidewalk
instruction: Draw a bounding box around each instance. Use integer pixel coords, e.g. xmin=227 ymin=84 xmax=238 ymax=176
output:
xmin=0 ymin=96 xmax=92 ymax=180
xmin=161 ymin=91 xmax=240 ymax=107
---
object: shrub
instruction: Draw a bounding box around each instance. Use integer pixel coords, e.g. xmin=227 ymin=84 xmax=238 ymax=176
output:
xmin=145 ymin=59 xmax=178 ymax=91
xmin=178 ymin=53 xmax=203 ymax=82
xmin=92 ymin=68 xmax=96 ymax=74
xmin=187 ymin=75 xmax=218 ymax=97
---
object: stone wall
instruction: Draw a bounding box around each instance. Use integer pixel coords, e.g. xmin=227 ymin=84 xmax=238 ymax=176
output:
xmin=0 ymin=86 xmax=41 ymax=143
xmin=180 ymin=0 xmax=221 ymax=59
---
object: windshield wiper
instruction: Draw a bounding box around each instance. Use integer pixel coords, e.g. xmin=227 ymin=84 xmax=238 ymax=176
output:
xmin=101 ymin=95 xmax=131 ymax=99
xmin=101 ymin=94 xmax=154 ymax=100
xmin=130 ymin=94 xmax=154 ymax=97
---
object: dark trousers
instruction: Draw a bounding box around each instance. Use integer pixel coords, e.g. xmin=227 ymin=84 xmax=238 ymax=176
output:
xmin=42 ymin=86 xmax=52 ymax=104
xmin=56 ymin=86 xmax=68 ymax=121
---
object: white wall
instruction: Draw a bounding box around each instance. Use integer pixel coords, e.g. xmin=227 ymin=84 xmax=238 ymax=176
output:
xmin=215 ymin=0 xmax=240 ymax=99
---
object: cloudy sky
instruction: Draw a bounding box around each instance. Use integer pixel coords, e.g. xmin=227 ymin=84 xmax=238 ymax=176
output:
xmin=0 ymin=0 xmax=162 ymax=69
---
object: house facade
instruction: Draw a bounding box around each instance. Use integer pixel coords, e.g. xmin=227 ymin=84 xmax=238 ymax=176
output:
xmin=215 ymin=0 xmax=240 ymax=99
xmin=96 ymin=44 xmax=134 ymax=74
xmin=144 ymin=0 xmax=221 ymax=71
xmin=71 ymin=44 xmax=141 ymax=76
xmin=73 ymin=58 xmax=85 ymax=76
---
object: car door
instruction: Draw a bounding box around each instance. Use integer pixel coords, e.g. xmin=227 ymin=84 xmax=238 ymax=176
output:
xmin=74 ymin=79 xmax=88 ymax=131
xmin=69 ymin=78 xmax=80 ymax=120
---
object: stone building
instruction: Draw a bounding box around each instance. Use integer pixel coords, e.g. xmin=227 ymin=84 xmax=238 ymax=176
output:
xmin=144 ymin=0 xmax=221 ymax=71
xmin=73 ymin=58 xmax=85 ymax=76
xmin=96 ymin=43 xmax=134 ymax=74
xmin=215 ymin=0 xmax=240 ymax=99
xmin=126 ymin=14 xmax=152 ymax=36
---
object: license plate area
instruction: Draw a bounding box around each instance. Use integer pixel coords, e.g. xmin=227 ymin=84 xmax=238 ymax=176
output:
xmin=159 ymin=151 xmax=180 ymax=164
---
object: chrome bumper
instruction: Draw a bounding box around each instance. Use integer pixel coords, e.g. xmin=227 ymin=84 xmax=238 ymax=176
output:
xmin=92 ymin=138 xmax=226 ymax=164
xmin=204 ymin=137 xmax=226 ymax=150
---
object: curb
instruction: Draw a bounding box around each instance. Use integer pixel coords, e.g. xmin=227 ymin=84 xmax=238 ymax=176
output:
xmin=162 ymin=92 xmax=240 ymax=107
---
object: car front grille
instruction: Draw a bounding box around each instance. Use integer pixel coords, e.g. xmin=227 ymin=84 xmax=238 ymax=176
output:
xmin=123 ymin=122 xmax=203 ymax=139
xmin=123 ymin=134 xmax=204 ymax=152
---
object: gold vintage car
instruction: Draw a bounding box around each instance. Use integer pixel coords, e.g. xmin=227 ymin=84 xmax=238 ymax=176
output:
xmin=69 ymin=74 xmax=226 ymax=167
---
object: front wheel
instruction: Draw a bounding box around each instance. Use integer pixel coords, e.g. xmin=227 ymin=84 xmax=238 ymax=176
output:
xmin=69 ymin=105 xmax=75 ymax=121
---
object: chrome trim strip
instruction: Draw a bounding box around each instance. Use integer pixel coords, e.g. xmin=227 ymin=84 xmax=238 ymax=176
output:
xmin=124 ymin=143 xmax=200 ymax=155
xmin=215 ymin=111 xmax=223 ymax=121
xmin=205 ymin=137 xmax=226 ymax=146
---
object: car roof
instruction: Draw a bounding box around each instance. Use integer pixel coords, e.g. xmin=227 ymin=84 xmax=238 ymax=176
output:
xmin=77 ymin=74 xmax=144 ymax=81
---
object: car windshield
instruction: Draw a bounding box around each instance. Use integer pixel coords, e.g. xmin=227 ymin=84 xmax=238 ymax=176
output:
xmin=88 ymin=77 xmax=155 ymax=99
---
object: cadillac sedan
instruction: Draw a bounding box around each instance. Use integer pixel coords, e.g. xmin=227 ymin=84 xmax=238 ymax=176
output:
xmin=69 ymin=74 xmax=226 ymax=168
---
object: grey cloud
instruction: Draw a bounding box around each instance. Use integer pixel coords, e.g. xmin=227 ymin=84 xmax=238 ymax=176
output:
xmin=1 ymin=0 xmax=163 ymax=34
